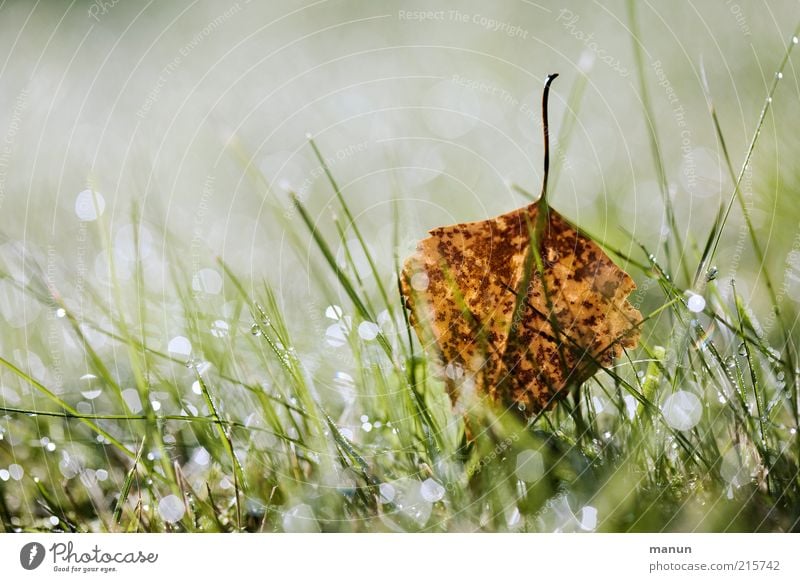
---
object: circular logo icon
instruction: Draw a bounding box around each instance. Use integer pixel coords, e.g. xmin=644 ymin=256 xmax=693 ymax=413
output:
xmin=20 ymin=542 xmax=46 ymax=570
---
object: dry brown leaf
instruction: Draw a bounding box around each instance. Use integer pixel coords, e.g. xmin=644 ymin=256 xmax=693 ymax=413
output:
xmin=400 ymin=202 xmax=642 ymax=415
xmin=401 ymin=74 xmax=642 ymax=416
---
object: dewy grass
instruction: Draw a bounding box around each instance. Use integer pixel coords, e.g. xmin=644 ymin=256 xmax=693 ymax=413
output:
xmin=1 ymin=32 xmax=800 ymax=535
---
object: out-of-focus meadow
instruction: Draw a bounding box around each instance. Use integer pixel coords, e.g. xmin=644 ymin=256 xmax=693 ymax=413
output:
xmin=1 ymin=0 xmax=799 ymax=532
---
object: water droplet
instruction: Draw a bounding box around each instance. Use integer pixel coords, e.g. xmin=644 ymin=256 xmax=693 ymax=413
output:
xmin=59 ymin=453 xmax=81 ymax=479
xmin=686 ymin=293 xmax=706 ymax=313
xmin=0 ymin=469 xmax=8 ymax=481
xmin=444 ymin=362 xmax=464 ymax=380
xmin=360 ymin=414 xmax=369 ymax=422
xmin=191 ymin=268 xmax=223 ymax=295
xmin=662 ymin=391 xmax=702 ymax=431
xmin=361 ymin=422 xmax=373 ymax=432
xmin=410 ymin=272 xmax=430 ymax=291
xmin=793 ymin=36 xmax=799 ymax=45
xmin=46 ymin=442 xmax=56 ymax=452
xmin=515 ymin=450 xmax=544 ymax=482
xmin=517 ymin=402 xmax=526 ymax=412
xmin=74 ymin=189 xmax=106 ymax=221
xmin=325 ymin=305 xmax=344 ymax=320
xmin=79 ymin=374 xmax=103 ymax=400
xmin=158 ymin=495 xmax=186 ymax=523
xmin=282 ymin=504 xmax=320 ymax=533
xmin=379 ymin=483 xmax=396 ymax=503
xmin=210 ymin=319 xmax=229 ymax=338
xmin=8 ymin=464 xmax=23 ymax=481
xmin=705 ymin=266 xmax=718 ymax=281
xmin=358 ymin=321 xmax=380 ymax=341
xmin=738 ymin=343 xmax=747 ymax=357
xmin=55 ymin=308 xmax=66 ymax=318
xmin=96 ymin=469 xmax=108 ymax=481
xmin=777 ymin=72 xmax=784 ymax=79
xmin=377 ymin=310 xmax=395 ymax=335
xmin=420 ymin=478 xmax=445 ymax=502
xmin=150 ymin=400 xmax=161 ymax=412
xmin=325 ymin=320 xmax=350 ymax=347
xmin=121 ymin=388 xmax=143 ymax=413
xmin=250 ymin=323 xmax=261 ymax=336
xmin=168 ymin=336 xmax=192 ymax=358
xmin=579 ymin=506 xmax=598 ymax=531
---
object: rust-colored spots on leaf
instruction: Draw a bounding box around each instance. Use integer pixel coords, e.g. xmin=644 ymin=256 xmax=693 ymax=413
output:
xmin=400 ymin=202 xmax=642 ymax=415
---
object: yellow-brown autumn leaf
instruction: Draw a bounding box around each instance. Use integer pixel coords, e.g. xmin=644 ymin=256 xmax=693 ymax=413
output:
xmin=400 ymin=74 xmax=641 ymax=416
xmin=400 ymin=202 xmax=642 ymax=415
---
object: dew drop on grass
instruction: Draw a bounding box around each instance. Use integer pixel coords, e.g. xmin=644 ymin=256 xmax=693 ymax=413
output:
xmin=282 ymin=504 xmax=320 ymax=533
xmin=361 ymin=422 xmax=373 ymax=432
xmin=420 ymin=478 xmax=445 ymax=502
xmin=8 ymin=464 xmax=23 ymax=481
xmin=167 ymin=336 xmax=192 ymax=358
xmin=210 ymin=319 xmax=229 ymax=338
xmin=121 ymin=388 xmax=143 ymax=413
xmin=794 ymin=36 xmax=799 ymax=44
xmin=49 ymin=516 xmax=59 ymax=526
xmin=358 ymin=321 xmax=380 ymax=341
xmin=96 ymin=469 xmax=108 ymax=481
xmin=738 ymin=343 xmax=747 ymax=357
xmin=59 ymin=454 xmax=81 ymax=479
xmin=150 ymin=400 xmax=161 ymax=412
xmin=79 ymin=374 xmax=103 ymax=400
xmin=325 ymin=305 xmax=344 ymax=320
xmin=191 ymin=268 xmax=223 ymax=295
xmin=686 ymin=293 xmax=706 ymax=313
xmin=158 ymin=495 xmax=186 ymax=524
xmin=0 ymin=469 xmax=8 ymax=481
xmin=55 ymin=308 xmax=66 ymax=318
xmin=579 ymin=506 xmax=598 ymax=531
xmin=325 ymin=322 xmax=348 ymax=347
xmin=250 ymin=323 xmax=261 ymax=336
xmin=661 ymin=391 xmax=702 ymax=431
xmin=74 ymin=189 xmax=106 ymax=221
xmin=379 ymin=482 xmax=396 ymax=503
xmin=191 ymin=380 xmax=202 ymax=395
